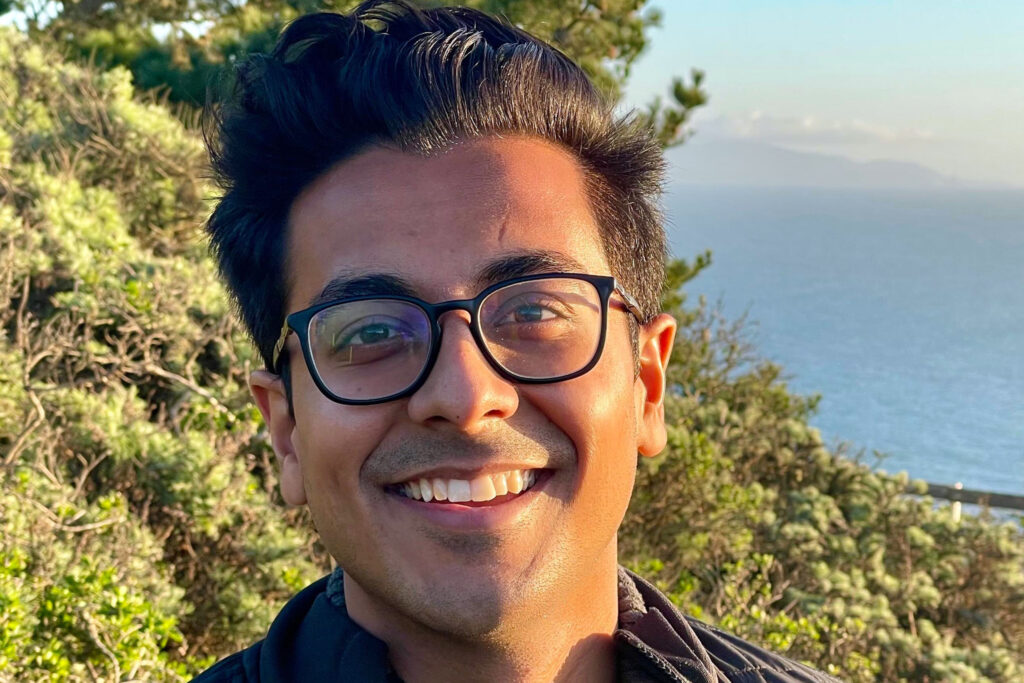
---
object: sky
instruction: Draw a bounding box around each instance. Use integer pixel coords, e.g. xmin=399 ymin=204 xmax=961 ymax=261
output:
xmin=623 ymin=1 xmax=1024 ymax=187
xmin=4 ymin=1 xmax=1020 ymax=185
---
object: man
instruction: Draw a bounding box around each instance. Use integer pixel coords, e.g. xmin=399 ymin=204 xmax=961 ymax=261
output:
xmin=196 ymin=2 xmax=838 ymax=681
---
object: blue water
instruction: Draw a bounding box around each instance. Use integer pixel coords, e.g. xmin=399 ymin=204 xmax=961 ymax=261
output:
xmin=665 ymin=186 xmax=1024 ymax=496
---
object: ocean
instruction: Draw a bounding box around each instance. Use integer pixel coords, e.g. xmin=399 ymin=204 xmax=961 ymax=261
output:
xmin=664 ymin=186 xmax=1024 ymax=497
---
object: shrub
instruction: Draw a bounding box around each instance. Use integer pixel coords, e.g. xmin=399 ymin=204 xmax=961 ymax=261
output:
xmin=0 ymin=28 xmax=325 ymax=680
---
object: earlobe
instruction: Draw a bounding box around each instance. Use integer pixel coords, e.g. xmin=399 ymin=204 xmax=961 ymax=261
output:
xmin=635 ymin=313 xmax=677 ymax=458
xmin=250 ymin=369 xmax=307 ymax=506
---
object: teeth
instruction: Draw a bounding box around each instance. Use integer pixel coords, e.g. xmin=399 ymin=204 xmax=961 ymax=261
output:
xmin=397 ymin=469 xmax=540 ymax=503
xmin=447 ymin=479 xmax=471 ymax=503
xmin=470 ymin=475 xmax=496 ymax=502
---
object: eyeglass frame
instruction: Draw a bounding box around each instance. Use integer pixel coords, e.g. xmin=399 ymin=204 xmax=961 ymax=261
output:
xmin=271 ymin=272 xmax=646 ymax=406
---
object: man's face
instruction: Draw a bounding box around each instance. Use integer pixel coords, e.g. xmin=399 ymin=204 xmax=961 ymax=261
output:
xmin=251 ymin=137 xmax=674 ymax=638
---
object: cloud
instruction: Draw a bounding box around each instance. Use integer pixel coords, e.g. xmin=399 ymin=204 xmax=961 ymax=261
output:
xmin=697 ymin=111 xmax=935 ymax=146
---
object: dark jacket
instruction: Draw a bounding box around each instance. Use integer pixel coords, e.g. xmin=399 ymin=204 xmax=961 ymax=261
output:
xmin=192 ymin=568 xmax=842 ymax=682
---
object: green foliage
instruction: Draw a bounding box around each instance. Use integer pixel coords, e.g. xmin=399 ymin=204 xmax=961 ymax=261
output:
xmin=0 ymin=28 xmax=326 ymax=680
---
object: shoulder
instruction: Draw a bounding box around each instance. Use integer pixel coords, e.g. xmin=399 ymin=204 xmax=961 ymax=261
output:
xmin=188 ymin=572 xmax=394 ymax=682
xmin=683 ymin=618 xmax=840 ymax=683
xmin=616 ymin=567 xmax=842 ymax=683
xmin=189 ymin=641 xmax=262 ymax=683
xmin=188 ymin=575 xmax=332 ymax=683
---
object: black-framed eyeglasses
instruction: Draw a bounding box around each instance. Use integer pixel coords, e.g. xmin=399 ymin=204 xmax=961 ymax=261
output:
xmin=272 ymin=272 xmax=644 ymax=405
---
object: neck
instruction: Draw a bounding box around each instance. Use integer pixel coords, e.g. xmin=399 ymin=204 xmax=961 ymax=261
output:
xmin=343 ymin=551 xmax=621 ymax=683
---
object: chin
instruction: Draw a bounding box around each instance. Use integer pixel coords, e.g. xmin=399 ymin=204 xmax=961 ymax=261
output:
xmin=398 ymin=573 xmax=522 ymax=639
xmin=366 ymin=554 xmax=545 ymax=641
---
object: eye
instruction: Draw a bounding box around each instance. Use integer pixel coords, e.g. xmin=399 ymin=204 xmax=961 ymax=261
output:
xmin=311 ymin=300 xmax=431 ymax=371
xmin=490 ymin=295 xmax=572 ymax=327
xmin=325 ymin=317 xmax=417 ymax=356
xmin=319 ymin=316 xmax=421 ymax=367
xmin=339 ymin=321 xmax=395 ymax=348
xmin=509 ymin=303 xmax=557 ymax=323
xmin=331 ymin=316 xmax=410 ymax=350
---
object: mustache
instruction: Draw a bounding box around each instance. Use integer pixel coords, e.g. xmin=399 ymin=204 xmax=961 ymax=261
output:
xmin=364 ymin=424 xmax=576 ymax=482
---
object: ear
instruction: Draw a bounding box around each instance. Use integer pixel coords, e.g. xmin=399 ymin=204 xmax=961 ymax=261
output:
xmin=635 ymin=313 xmax=677 ymax=457
xmin=250 ymin=369 xmax=307 ymax=505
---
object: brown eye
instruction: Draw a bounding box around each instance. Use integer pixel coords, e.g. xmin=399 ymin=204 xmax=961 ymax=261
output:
xmin=512 ymin=304 xmax=555 ymax=323
xmin=354 ymin=322 xmax=394 ymax=344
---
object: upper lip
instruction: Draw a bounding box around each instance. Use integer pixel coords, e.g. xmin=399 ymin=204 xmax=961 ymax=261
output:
xmin=387 ymin=463 xmax=549 ymax=485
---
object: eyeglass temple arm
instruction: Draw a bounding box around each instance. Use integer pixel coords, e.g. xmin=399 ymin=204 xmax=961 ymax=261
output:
xmin=613 ymin=282 xmax=646 ymax=323
xmin=271 ymin=322 xmax=292 ymax=372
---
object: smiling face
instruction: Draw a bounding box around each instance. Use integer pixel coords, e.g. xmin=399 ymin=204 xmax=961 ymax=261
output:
xmin=250 ymin=137 xmax=676 ymax=643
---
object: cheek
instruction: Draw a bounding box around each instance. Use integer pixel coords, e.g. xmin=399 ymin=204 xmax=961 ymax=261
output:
xmin=289 ymin=370 xmax=396 ymax=493
xmin=529 ymin=333 xmax=639 ymax=496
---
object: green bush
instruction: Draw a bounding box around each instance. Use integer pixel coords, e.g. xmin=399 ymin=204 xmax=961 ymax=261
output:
xmin=0 ymin=28 xmax=325 ymax=681
xmin=0 ymin=24 xmax=1021 ymax=682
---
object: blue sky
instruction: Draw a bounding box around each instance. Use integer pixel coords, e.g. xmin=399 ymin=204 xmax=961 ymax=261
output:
xmin=624 ymin=1 xmax=1024 ymax=186
xmin=4 ymin=1 xmax=1019 ymax=185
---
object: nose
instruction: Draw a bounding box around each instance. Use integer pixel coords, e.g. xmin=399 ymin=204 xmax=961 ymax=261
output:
xmin=405 ymin=311 xmax=519 ymax=431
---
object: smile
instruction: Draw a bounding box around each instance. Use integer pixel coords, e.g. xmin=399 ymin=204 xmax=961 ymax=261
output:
xmin=393 ymin=469 xmax=541 ymax=504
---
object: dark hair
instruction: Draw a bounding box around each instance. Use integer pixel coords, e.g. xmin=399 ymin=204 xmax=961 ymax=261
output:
xmin=205 ymin=0 xmax=667 ymax=370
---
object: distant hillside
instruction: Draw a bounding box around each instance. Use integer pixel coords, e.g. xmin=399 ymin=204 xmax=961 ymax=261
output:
xmin=667 ymin=138 xmax=1001 ymax=189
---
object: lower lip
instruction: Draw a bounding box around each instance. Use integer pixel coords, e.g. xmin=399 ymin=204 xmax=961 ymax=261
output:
xmin=386 ymin=471 xmax=552 ymax=531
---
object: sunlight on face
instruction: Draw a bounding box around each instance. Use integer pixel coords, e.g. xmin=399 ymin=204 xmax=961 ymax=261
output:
xmin=279 ymin=137 xmax=652 ymax=639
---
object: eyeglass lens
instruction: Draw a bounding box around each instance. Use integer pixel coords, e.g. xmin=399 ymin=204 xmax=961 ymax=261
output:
xmin=306 ymin=277 xmax=603 ymax=401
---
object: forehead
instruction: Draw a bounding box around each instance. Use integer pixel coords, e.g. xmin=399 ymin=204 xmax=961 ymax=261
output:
xmin=284 ymin=136 xmax=609 ymax=309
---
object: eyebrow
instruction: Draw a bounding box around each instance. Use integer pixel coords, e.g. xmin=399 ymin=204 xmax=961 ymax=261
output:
xmin=309 ymin=273 xmax=416 ymax=306
xmin=308 ymin=250 xmax=587 ymax=307
xmin=473 ymin=251 xmax=587 ymax=289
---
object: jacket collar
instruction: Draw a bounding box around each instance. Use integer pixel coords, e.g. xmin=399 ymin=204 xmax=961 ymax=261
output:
xmin=259 ymin=567 xmax=720 ymax=682
xmin=614 ymin=566 xmax=722 ymax=682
